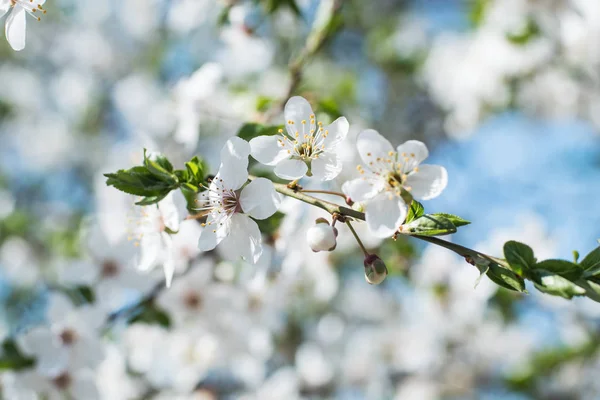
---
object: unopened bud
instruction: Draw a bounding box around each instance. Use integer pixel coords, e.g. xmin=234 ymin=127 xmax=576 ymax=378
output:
xmin=306 ymin=219 xmax=338 ymax=252
xmin=363 ymin=254 xmax=388 ymax=285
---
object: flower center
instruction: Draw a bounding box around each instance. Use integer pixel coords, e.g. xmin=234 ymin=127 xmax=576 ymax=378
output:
xmin=11 ymin=1 xmax=47 ymax=21
xmin=52 ymin=373 xmax=72 ymax=390
xmin=101 ymin=260 xmax=120 ymax=278
xmin=278 ymin=116 xmax=329 ymax=161
xmin=196 ymin=178 xmax=242 ymax=231
xmin=183 ymin=291 xmax=202 ymax=310
xmin=59 ymin=329 xmax=77 ymax=346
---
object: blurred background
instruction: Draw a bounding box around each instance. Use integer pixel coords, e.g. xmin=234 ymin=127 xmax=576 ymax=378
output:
xmin=1 ymin=0 xmax=600 ymax=399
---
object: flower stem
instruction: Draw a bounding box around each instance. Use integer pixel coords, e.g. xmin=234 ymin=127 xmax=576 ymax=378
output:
xmin=299 ymin=189 xmax=348 ymax=200
xmin=346 ymin=220 xmax=369 ymax=256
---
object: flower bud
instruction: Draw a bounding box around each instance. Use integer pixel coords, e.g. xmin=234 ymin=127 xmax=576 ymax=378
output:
xmin=306 ymin=219 xmax=338 ymax=252
xmin=363 ymin=254 xmax=388 ymax=285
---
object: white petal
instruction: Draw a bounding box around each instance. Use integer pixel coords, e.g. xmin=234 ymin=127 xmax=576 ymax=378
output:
xmin=405 ymin=164 xmax=448 ymax=200
xmin=341 ymin=176 xmax=382 ymax=202
xmin=219 ymin=214 xmax=262 ymax=263
xmin=161 ymin=232 xmax=175 ymax=287
xmin=356 ymin=129 xmax=394 ymax=170
xmin=240 ymin=178 xmax=281 ymax=220
xmin=136 ymin=232 xmax=163 ymax=271
xmin=397 ymin=140 xmax=429 ymax=172
xmin=70 ymin=371 xmax=100 ymax=400
xmin=158 ymin=193 xmax=180 ymax=232
xmin=0 ymin=1 xmax=11 ymax=19
xmin=6 ymin=6 xmax=26 ymax=51
xmin=17 ymin=327 xmax=68 ymax=376
xmin=197 ymin=215 xmax=230 ymax=251
xmin=322 ymin=117 xmax=349 ymax=149
xmin=249 ymin=135 xmax=290 ymax=166
xmin=365 ymin=194 xmax=407 ymax=238
xmin=284 ymin=96 xmax=315 ymax=138
xmin=310 ymin=152 xmax=342 ymax=181
xmin=47 ymin=292 xmax=75 ymax=324
xmin=273 ymin=158 xmax=308 ymax=180
xmin=218 ymin=137 xmax=250 ymax=190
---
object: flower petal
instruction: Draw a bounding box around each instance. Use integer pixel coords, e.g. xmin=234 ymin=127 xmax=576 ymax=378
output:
xmin=5 ymin=6 xmax=26 ymax=51
xmin=365 ymin=193 xmax=407 ymax=238
xmin=356 ymin=129 xmax=394 ymax=170
xmin=322 ymin=116 xmax=349 ymax=149
xmin=218 ymin=137 xmax=250 ymax=190
xmin=310 ymin=152 xmax=342 ymax=181
xmin=273 ymin=158 xmax=308 ymax=180
xmin=70 ymin=370 xmax=100 ymax=400
xmin=136 ymin=232 xmax=162 ymax=271
xmin=397 ymin=140 xmax=429 ymax=172
xmin=197 ymin=215 xmax=230 ymax=251
xmin=161 ymin=232 xmax=175 ymax=287
xmin=249 ymin=135 xmax=290 ymax=166
xmin=0 ymin=2 xmax=11 ymax=19
xmin=219 ymin=214 xmax=262 ymax=263
xmin=240 ymin=177 xmax=281 ymax=220
xmin=284 ymin=96 xmax=315 ymax=138
xmin=404 ymin=164 xmax=448 ymax=200
xmin=341 ymin=176 xmax=383 ymax=202
xmin=158 ymin=193 xmax=180 ymax=232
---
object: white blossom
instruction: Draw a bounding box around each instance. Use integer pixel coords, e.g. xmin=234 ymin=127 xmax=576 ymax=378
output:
xmin=250 ymin=96 xmax=349 ymax=181
xmin=342 ymin=130 xmax=447 ymax=238
xmin=197 ymin=137 xmax=281 ymax=263
xmin=0 ymin=0 xmax=46 ymax=51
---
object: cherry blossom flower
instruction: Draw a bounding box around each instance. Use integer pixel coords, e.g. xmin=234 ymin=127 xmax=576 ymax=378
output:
xmin=2 ymin=368 xmax=100 ymax=400
xmin=15 ymin=293 xmax=105 ymax=377
xmin=0 ymin=0 xmax=46 ymax=51
xmin=342 ymin=130 xmax=448 ymax=238
xmin=197 ymin=137 xmax=281 ymax=263
xmin=249 ymin=96 xmax=349 ymax=181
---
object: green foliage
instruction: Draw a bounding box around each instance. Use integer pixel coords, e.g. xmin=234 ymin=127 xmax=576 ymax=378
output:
xmin=130 ymin=303 xmax=171 ymax=328
xmin=105 ymin=150 xmax=209 ymax=206
xmin=237 ymin=123 xmax=283 ymax=142
xmin=402 ymin=214 xmax=457 ymax=236
xmin=317 ymin=98 xmax=343 ymax=120
xmin=255 ymin=211 xmax=286 ymax=240
xmin=259 ymin=0 xmax=301 ymax=16
xmin=469 ymin=0 xmax=490 ymax=27
xmin=581 ymin=246 xmax=600 ymax=277
xmin=503 ymin=241 xmax=536 ymax=275
xmin=428 ymin=213 xmax=470 ymax=228
xmin=0 ymin=340 xmax=35 ymax=371
xmin=534 ymin=273 xmax=586 ymax=299
xmin=404 ymin=201 xmax=424 ymax=224
xmin=486 ymin=261 xmax=527 ymax=293
xmin=534 ymin=259 xmax=582 ymax=282
xmin=506 ymin=18 xmax=541 ymax=45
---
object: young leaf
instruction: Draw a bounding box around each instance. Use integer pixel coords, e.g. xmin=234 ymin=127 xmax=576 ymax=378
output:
xmin=486 ymin=263 xmax=527 ymax=293
xmin=534 ymin=259 xmax=583 ymax=281
xmin=503 ymin=241 xmax=536 ymax=274
xmin=534 ymin=273 xmax=586 ymax=299
xmin=401 ymin=214 xmax=457 ymax=236
xmin=404 ymin=201 xmax=424 ymax=224
xmin=104 ymin=166 xmax=175 ymax=197
xmin=144 ymin=149 xmax=177 ymax=183
xmin=580 ymin=246 xmax=600 ymax=277
xmin=184 ymin=155 xmax=208 ymax=187
xmin=427 ymin=213 xmax=470 ymax=227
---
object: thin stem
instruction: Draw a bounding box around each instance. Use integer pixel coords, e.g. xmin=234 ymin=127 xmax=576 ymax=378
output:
xmin=299 ymin=189 xmax=347 ymax=200
xmin=346 ymin=220 xmax=369 ymax=256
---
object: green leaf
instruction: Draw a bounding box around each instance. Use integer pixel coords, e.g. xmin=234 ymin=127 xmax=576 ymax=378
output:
xmin=0 ymin=340 xmax=35 ymax=371
xmin=237 ymin=123 xmax=283 ymax=142
xmin=581 ymin=246 xmax=600 ymax=277
xmin=534 ymin=259 xmax=583 ymax=281
xmin=503 ymin=241 xmax=536 ymax=275
xmin=402 ymin=214 xmax=457 ymax=237
xmin=130 ymin=303 xmax=171 ymax=328
xmin=404 ymin=201 xmax=424 ymax=224
xmin=534 ymin=273 xmax=586 ymax=299
xmin=317 ymin=98 xmax=342 ymax=120
xmin=104 ymin=166 xmax=175 ymax=197
xmin=262 ymin=0 xmax=301 ymax=16
xmin=255 ymin=211 xmax=285 ymax=239
xmin=143 ymin=149 xmax=176 ymax=183
xmin=135 ymin=193 xmax=170 ymax=206
xmin=486 ymin=262 xmax=527 ymax=293
xmin=506 ymin=18 xmax=541 ymax=45
xmin=469 ymin=0 xmax=490 ymax=27
xmin=184 ymin=155 xmax=208 ymax=187
xmin=428 ymin=213 xmax=470 ymax=227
